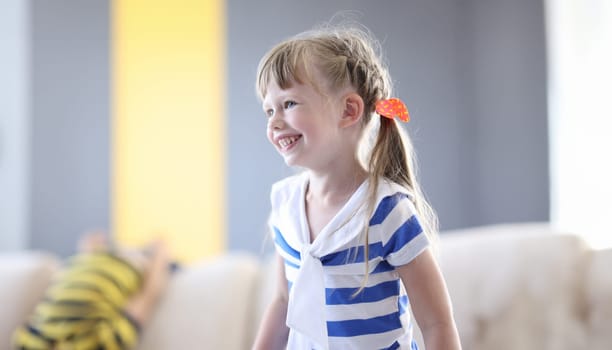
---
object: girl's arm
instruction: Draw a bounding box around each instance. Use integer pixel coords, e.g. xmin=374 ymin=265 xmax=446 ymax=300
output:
xmin=397 ymin=247 xmax=462 ymax=350
xmin=252 ymin=254 xmax=290 ymax=350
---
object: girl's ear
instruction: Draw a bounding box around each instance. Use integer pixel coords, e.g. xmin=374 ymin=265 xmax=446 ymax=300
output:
xmin=339 ymin=93 xmax=364 ymax=128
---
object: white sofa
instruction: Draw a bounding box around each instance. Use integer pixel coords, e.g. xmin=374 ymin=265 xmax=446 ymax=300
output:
xmin=1 ymin=223 xmax=611 ymax=349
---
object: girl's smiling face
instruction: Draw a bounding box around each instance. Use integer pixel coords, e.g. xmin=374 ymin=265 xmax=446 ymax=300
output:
xmin=262 ymin=77 xmax=345 ymax=171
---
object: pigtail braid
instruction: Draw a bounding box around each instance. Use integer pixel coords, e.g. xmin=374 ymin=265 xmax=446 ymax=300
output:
xmin=368 ymin=117 xmax=439 ymax=245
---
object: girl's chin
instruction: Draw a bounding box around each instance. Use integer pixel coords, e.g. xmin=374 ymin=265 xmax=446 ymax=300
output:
xmin=281 ymin=154 xmax=302 ymax=168
xmin=282 ymin=158 xmax=298 ymax=167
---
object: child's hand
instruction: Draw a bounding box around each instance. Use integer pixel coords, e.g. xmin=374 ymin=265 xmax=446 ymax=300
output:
xmin=124 ymin=239 xmax=171 ymax=326
xmin=142 ymin=240 xmax=171 ymax=300
xmin=77 ymin=230 xmax=110 ymax=252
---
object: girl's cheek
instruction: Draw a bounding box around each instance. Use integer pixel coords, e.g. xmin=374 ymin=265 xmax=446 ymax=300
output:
xmin=266 ymin=127 xmax=274 ymax=145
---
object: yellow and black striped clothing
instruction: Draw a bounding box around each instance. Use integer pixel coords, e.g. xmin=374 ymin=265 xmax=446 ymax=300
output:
xmin=13 ymin=252 xmax=143 ymax=350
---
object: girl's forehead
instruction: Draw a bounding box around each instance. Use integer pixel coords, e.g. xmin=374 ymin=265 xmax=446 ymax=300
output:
xmin=263 ymin=80 xmax=304 ymax=100
xmin=262 ymin=78 xmax=331 ymax=106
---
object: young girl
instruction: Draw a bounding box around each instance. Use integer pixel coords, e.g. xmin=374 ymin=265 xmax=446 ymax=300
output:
xmin=252 ymin=26 xmax=461 ymax=350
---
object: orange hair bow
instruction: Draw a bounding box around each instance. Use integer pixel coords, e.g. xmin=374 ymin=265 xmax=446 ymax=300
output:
xmin=375 ymin=98 xmax=410 ymax=122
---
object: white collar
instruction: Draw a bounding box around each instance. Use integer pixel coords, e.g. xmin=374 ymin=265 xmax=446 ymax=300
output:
xmin=285 ymin=175 xmax=369 ymax=349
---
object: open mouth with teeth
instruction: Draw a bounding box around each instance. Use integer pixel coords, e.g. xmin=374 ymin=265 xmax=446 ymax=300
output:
xmin=278 ymin=135 xmax=302 ymax=149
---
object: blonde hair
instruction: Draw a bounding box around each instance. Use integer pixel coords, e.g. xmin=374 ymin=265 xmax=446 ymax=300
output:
xmin=256 ymin=25 xmax=438 ymax=291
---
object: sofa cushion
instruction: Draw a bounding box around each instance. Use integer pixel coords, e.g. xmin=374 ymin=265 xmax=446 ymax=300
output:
xmin=137 ymin=253 xmax=261 ymax=350
xmin=437 ymin=223 xmax=589 ymax=350
xmin=0 ymin=252 xmax=58 ymax=348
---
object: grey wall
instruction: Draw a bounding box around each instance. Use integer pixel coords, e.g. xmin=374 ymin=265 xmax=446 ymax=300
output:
xmin=29 ymin=0 xmax=110 ymax=256
xmin=462 ymin=0 xmax=549 ymax=225
xmin=1 ymin=0 xmax=547 ymax=256
xmin=227 ymin=0 xmax=549 ymax=253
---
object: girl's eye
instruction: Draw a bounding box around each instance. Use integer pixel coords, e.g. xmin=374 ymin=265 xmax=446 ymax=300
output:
xmin=284 ymin=101 xmax=296 ymax=109
xmin=265 ymin=109 xmax=274 ymax=118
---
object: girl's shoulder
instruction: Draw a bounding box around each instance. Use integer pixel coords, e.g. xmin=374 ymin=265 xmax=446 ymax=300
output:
xmin=375 ymin=177 xmax=415 ymax=202
xmin=369 ymin=177 xmax=419 ymax=223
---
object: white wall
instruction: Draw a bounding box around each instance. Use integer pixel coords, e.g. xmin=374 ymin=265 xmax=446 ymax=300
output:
xmin=547 ymin=0 xmax=612 ymax=248
xmin=0 ymin=0 xmax=30 ymax=251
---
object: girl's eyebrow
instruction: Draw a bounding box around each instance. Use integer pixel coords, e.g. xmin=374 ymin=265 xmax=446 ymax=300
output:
xmin=261 ymin=101 xmax=273 ymax=111
xmin=263 ymin=89 xmax=296 ymax=106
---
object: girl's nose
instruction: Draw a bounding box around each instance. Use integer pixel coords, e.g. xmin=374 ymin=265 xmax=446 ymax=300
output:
xmin=268 ymin=113 xmax=285 ymax=130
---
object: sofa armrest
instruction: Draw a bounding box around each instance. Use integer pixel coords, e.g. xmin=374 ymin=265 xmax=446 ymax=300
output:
xmin=586 ymin=247 xmax=612 ymax=350
xmin=0 ymin=252 xmax=59 ymax=348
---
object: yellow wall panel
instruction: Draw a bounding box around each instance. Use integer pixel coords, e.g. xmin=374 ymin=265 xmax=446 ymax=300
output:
xmin=112 ymin=0 xmax=225 ymax=262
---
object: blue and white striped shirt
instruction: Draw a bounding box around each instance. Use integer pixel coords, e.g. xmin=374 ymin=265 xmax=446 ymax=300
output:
xmin=270 ymin=174 xmax=429 ymax=350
